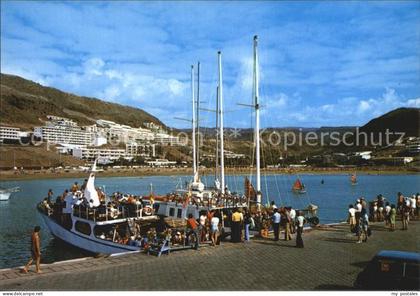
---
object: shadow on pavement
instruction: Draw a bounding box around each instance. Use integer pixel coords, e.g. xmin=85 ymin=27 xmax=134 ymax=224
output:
xmin=320 ymin=237 xmax=356 ymax=244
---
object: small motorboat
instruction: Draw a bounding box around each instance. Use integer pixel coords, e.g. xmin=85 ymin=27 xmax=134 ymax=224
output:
xmin=0 ymin=187 xmax=20 ymax=201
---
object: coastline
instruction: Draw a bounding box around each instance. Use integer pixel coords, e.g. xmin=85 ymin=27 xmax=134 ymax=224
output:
xmin=0 ymin=166 xmax=418 ymax=181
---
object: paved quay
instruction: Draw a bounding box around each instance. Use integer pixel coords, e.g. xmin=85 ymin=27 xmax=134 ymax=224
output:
xmin=1 ymin=221 xmax=419 ymax=291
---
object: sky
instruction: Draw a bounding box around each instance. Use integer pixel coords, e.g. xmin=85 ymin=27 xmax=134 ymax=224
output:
xmin=1 ymin=1 xmax=419 ymax=128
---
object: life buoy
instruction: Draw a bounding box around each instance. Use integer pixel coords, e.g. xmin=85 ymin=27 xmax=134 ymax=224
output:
xmin=143 ymin=206 xmax=153 ymax=216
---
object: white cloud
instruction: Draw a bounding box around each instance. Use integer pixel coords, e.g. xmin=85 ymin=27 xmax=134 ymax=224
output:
xmin=357 ymin=100 xmax=371 ymax=113
xmin=407 ymin=98 xmax=420 ymax=108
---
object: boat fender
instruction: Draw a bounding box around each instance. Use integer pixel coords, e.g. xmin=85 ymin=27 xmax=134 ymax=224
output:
xmin=143 ymin=206 xmax=153 ymax=216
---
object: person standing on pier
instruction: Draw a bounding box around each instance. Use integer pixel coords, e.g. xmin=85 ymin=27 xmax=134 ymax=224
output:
xmin=389 ymin=204 xmax=396 ymax=231
xmin=22 ymin=226 xmax=42 ymax=274
xmin=272 ymin=208 xmax=281 ymax=241
xmin=296 ymin=211 xmax=305 ymax=248
xmin=402 ymin=200 xmax=410 ymax=230
xmin=244 ymin=209 xmax=252 ymax=242
xmin=348 ymin=204 xmax=356 ymax=232
xmin=231 ymin=208 xmax=243 ymax=243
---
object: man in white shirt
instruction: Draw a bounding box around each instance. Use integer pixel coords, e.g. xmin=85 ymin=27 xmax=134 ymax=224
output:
xmin=296 ymin=211 xmax=305 ymax=248
xmin=289 ymin=207 xmax=296 ymax=234
xmin=410 ymin=195 xmax=416 ymax=215
xmin=348 ymin=204 xmax=356 ymax=231
xmin=272 ymin=209 xmax=281 ymax=241
xmin=356 ymin=199 xmax=362 ymax=212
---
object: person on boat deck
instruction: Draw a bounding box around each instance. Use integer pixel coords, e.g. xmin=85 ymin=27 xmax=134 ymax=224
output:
xmin=156 ymin=216 xmax=167 ymax=233
xmin=272 ymin=208 xmax=281 ymax=241
xmin=42 ymin=198 xmax=51 ymax=211
xmin=231 ymin=208 xmax=243 ymax=243
xmin=224 ymin=185 xmax=231 ymax=196
xmin=71 ymin=182 xmax=79 ymax=193
xmin=270 ymin=201 xmax=277 ymax=211
xmin=81 ymin=179 xmax=88 ymax=191
xmin=22 ymin=226 xmax=42 ymax=274
xmin=63 ymin=193 xmax=76 ymax=215
xmin=61 ymin=189 xmax=69 ymax=203
xmin=47 ymin=189 xmax=53 ymax=204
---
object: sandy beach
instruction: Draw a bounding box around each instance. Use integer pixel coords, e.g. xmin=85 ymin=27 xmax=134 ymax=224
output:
xmin=0 ymin=166 xmax=418 ymax=181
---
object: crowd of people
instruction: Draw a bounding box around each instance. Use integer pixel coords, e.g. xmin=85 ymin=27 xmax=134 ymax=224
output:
xmin=348 ymin=192 xmax=419 ymax=243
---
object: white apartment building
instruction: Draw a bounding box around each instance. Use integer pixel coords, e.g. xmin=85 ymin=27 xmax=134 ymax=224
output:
xmin=126 ymin=142 xmax=155 ymax=157
xmin=97 ymin=119 xmax=154 ymax=143
xmin=72 ymin=147 xmax=126 ymax=160
xmin=34 ymin=125 xmax=94 ymax=145
xmin=0 ymin=126 xmax=20 ymax=141
xmin=154 ymin=133 xmax=184 ymax=146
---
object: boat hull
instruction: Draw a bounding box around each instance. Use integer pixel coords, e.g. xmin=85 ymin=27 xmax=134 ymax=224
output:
xmin=0 ymin=192 xmax=12 ymax=201
xmin=39 ymin=213 xmax=140 ymax=254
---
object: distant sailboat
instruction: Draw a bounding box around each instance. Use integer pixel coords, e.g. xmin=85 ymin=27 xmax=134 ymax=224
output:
xmin=351 ymin=173 xmax=357 ymax=185
xmin=292 ymin=179 xmax=306 ymax=194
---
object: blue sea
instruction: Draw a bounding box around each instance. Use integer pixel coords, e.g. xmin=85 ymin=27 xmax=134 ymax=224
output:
xmin=0 ymin=173 xmax=419 ymax=269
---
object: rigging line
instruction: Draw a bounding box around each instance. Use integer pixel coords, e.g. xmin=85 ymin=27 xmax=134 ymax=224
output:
xmin=258 ymin=75 xmax=287 ymax=208
xmin=261 ymin=147 xmax=271 ymax=207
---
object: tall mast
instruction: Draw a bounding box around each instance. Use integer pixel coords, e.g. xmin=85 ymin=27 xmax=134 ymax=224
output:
xmin=253 ymin=35 xmax=261 ymax=209
xmin=196 ymin=62 xmax=200 ymax=179
xmin=218 ymin=51 xmax=225 ymax=193
xmin=215 ymin=86 xmax=219 ymax=182
xmin=191 ymin=65 xmax=197 ymax=180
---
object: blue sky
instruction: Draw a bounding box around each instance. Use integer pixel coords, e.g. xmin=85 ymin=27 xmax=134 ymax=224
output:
xmin=1 ymin=1 xmax=419 ymax=128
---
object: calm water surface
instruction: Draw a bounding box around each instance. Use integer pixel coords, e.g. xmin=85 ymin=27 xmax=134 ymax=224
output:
xmin=0 ymin=173 xmax=419 ymax=268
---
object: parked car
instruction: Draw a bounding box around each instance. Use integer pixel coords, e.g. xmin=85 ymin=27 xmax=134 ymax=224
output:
xmin=354 ymin=250 xmax=420 ymax=290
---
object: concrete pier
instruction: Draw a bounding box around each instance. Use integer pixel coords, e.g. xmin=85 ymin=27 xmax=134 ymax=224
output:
xmin=0 ymin=221 xmax=418 ymax=290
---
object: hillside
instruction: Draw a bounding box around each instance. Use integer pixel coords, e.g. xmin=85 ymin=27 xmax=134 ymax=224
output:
xmin=359 ymin=107 xmax=419 ymax=137
xmin=0 ymin=73 xmax=165 ymax=129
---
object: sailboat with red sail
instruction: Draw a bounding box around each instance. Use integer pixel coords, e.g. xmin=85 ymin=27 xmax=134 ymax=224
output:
xmin=292 ymin=178 xmax=306 ymax=194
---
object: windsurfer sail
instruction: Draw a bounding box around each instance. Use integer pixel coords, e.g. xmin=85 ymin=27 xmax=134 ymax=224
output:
xmin=351 ymin=174 xmax=357 ymax=185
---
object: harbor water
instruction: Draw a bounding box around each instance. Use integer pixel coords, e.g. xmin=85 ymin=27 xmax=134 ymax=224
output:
xmin=0 ymin=173 xmax=419 ymax=269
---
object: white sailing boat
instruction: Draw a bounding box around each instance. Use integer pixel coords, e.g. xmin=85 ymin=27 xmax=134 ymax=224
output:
xmin=0 ymin=186 xmax=20 ymax=201
xmin=38 ymin=160 xmax=158 ymax=254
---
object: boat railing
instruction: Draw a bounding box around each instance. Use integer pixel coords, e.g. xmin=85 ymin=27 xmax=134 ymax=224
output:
xmin=73 ymin=203 xmax=144 ymax=222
